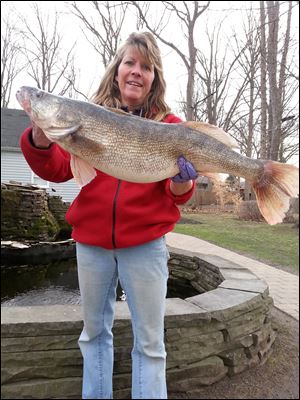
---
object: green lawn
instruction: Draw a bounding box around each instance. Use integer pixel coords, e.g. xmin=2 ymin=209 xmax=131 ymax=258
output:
xmin=174 ymin=213 xmax=299 ymax=272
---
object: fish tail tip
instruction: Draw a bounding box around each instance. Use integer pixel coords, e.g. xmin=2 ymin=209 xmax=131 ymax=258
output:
xmin=252 ymin=161 xmax=299 ymax=225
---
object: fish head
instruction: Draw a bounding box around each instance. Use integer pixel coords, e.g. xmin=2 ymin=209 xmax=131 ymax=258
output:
xmin=16 ymin=86 xmax=81 ymax=140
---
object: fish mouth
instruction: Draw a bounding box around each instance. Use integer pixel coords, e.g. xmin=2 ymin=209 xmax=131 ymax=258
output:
xmin=44 ymin=124 xmax=82 ymax=140
xmin=16 ymin=88 xmax=32 ymax=115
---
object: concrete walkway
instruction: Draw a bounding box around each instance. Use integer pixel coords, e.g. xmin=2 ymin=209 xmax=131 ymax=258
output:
xmin=166 ymin=232 xmax=299 ymax=321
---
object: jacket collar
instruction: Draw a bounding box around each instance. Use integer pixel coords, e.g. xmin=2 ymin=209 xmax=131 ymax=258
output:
xmin=121 ymin=106 xmax=145 ymax=117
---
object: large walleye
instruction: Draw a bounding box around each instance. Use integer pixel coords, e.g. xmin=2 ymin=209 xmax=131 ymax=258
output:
xmin=16 ymin=86 xmax=298 ymax=225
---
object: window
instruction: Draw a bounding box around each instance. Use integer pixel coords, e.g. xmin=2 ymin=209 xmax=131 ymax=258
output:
xmin=197 ymin=182 xmax=209 ymax=191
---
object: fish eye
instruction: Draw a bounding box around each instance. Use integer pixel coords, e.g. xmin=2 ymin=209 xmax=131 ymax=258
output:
xmin=36 ymin=91 xmax=43 ymax=98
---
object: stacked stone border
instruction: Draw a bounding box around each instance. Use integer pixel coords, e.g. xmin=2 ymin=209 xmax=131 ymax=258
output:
xmin=1 ymin=247 xmax=276 ymax=399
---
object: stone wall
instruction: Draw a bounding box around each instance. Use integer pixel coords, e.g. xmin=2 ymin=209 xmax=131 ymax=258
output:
xmin=48 ymin=195 xmax=72 ymax=239
xmin=1 ymin=250 xmax=276 ymax=399
xmin=1 ymin=182 xmax=71 ymax=241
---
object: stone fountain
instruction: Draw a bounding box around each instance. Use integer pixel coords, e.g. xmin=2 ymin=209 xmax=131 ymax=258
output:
xmin=1 ymin=183 xmax=276 ymax=399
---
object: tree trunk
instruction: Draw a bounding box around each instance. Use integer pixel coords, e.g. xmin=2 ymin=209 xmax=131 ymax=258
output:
xmin=259 ymin=1 xmax=268 ymax=159
xmin=267 ymin=1 xmax=281 ymax=161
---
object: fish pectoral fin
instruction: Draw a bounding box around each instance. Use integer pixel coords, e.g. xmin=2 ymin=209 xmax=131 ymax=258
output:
xmin=183 ymin=121 xmax=238 ymax=149
xmin=70 ymin=154 xmax=97 ymax=188
xmin=45 ymin=124 xmax=82 ymax=140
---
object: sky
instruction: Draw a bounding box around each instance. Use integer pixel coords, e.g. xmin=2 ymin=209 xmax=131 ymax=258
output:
xmin=1 ymin=1 xmax=299 ymax=168
xmin=4 ymin=0 xmax=298 ymax=111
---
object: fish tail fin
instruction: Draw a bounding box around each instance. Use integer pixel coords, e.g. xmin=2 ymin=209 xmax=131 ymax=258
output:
xmin=252 ymin=161 xmax=299 ymax=225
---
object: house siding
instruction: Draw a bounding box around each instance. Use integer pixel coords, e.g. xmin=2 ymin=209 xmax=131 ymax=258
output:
xmin=49 ymin=180 xmax=80 ymax=204
xmin=1 ymin=108 xmax=81 ymax=203
xmin=1 ymin=151 xmax=31 ymax=184
xmin=1 ymin=150 xmax=80 ymax=203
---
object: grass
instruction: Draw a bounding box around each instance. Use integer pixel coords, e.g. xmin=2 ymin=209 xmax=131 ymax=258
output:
xmin=174 ymin=213 xmax=299 ymax=272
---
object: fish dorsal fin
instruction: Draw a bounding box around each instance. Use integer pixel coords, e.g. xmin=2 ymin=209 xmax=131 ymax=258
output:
xmin=70 ymin=154 xmax=97 ymax=188
xmin=183 ymin=121 xmax=238 ymax=149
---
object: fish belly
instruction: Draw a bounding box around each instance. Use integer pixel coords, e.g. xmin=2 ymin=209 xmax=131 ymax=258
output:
xmin=91 ymin=150 xmax=179 ymax=182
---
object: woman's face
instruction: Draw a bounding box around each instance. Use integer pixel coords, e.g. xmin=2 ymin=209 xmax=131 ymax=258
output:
xmin=116 ymin=48 xmax=155 ymax=110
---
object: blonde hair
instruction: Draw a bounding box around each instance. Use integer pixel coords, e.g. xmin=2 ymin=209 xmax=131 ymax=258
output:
xmin=90 ymin=32 xmax=171 ymax=121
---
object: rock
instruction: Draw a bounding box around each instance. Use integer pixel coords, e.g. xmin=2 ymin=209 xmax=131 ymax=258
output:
xmin=1 ymin=182 xmax=71 ymax=241
xmin=1 ymin=239 xmax=76 ymax=266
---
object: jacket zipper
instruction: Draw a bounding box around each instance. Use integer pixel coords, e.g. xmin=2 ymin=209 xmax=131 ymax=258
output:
xmin=112 ymin=180 xmax=121 ymax=248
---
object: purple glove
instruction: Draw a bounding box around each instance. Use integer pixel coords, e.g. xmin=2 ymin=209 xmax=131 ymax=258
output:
xmin=171 ymin=156 xmax=198 ymax=183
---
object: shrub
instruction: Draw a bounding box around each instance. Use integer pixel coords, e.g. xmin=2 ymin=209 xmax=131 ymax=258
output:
xmin=283 ymin=197 xmax=299 ymax=224
xmin=213 ymin=179 xmax=242 ymax=213
xmin=238 ymin=200 xmax=264 ymax=222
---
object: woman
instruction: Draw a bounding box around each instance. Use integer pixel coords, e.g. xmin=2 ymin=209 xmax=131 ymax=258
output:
xmin=20 ymin=32 xmax=197 ymax=399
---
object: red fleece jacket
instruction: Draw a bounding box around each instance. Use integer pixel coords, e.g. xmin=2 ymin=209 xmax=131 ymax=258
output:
xmin=20 ymin=113 xmax=195 ymax=249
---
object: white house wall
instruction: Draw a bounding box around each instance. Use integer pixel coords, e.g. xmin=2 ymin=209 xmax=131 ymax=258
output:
xmin=1 ymin=151 xmax=31 ymax=184
xmin=49 ymin=180 xmax=80 ymax=203
xmin=1 ymin=150 xmax=80 ymax=203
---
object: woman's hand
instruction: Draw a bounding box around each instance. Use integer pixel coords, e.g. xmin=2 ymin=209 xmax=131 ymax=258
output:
xmin=170 ymin=156 xmax=198 ymax=195
xmin=31 ymin=121 xmax=52 ymax=149
xmin=170 ymin=180 xmax=194 ymax=195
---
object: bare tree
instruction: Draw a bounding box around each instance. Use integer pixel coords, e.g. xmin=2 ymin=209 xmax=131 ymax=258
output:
xmin=259 ymin=1 xmax=268 ymax=159
xmin=194 ymin=26 xmax=224 ymax=124
xmin=193 ymin=23 xmax=249 ymax=130
xmin=131 ymin=1 xmax=210 ymax=120
xmin=195 ymin=2 xmax=298 ymax=166
xmin=266 ymin=0 xmax=294 ymax=161
xmin=1 ymin=17 xmax=26 ymax=107
xmin=257 ymin=0 xmax=299 ymax=163
xmin=236 ymin=21 xmax=260 ymax=201
xmin=276 ymin=0 xmax=297 ymax=162
xmin=233 ymin=12 xmax=261 ymax=160
xmin=17 ymin=2 xmax=77 ymax=95
xmin=132 ymin=1 xmax=151 ymax=31
xmin=279 ymin=80 xmax=299 ymax=162
xmin=69 ymin=1 xmax=128 ymax=68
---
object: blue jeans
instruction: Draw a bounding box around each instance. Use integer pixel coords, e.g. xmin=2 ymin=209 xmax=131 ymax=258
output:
xmin=76 ymin=237 xmax=169 ymax=399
